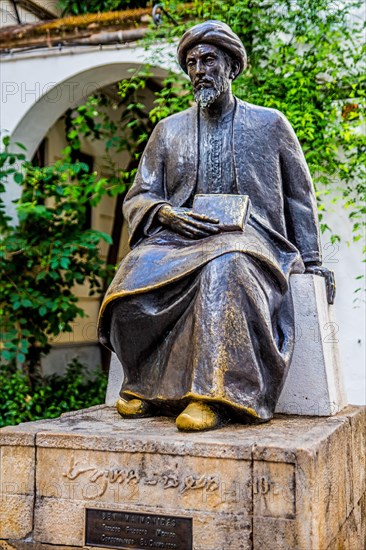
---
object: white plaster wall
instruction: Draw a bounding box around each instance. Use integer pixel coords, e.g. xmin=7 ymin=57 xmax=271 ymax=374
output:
xmin=0 ymin=43 xmax=175 ymax=218
xmin=1 ymin=44 xmax=174 ymax=145
xmin=320 ymin=206 xmax=365 ymax=406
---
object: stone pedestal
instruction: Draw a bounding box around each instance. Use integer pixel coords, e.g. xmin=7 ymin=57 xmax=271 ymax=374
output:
xmin=1 ymin=405 xmax=365 ymax=550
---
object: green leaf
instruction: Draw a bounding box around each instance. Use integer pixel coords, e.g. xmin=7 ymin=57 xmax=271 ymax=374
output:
xmin=60 ymin=257 xmax=70 ymax=269
xmin=15 ymin=142 xmax=27 ymax=151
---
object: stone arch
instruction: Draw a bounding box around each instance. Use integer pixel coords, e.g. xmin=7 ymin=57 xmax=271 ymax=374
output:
xmin=2 ymin=43 xmax=175 ymax=214
xmin=11 ymin=62 xmax=170 ymax=159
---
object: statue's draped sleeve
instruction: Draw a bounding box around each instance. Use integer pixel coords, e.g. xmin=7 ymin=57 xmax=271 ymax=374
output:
xmin=277 ymin=113 xmax=322 ymax=265
xmin=123 ymin=121 xmax=170 ymax=249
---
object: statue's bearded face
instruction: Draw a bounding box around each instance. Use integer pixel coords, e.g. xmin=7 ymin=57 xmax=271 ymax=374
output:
xmin=186 ymin=43 xmax=233 ymax=109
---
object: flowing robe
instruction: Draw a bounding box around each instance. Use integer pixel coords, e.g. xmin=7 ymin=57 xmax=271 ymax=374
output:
xmin=98 ymin=99 xmax=321 ymax=421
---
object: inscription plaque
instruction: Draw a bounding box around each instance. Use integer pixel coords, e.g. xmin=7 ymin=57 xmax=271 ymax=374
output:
xmin=85 ymin=508 xmax=193 ymax=550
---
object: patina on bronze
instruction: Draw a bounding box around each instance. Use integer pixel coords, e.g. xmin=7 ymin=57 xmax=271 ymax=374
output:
xmin=98 ymin=20 xmax=335 ymax=431
xmin=85 ymin=508 xmax=192 ymax=550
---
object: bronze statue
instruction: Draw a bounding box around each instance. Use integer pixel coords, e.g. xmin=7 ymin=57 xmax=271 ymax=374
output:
xmin=98 ymin=20 xmax=335 ymax=432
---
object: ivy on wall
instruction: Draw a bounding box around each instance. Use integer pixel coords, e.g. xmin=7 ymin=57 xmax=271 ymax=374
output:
xmin=0 ymin=137 xmax=113 ymax=381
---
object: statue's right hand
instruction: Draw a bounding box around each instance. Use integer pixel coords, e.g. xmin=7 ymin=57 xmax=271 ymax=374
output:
xmin=157 ymin=205 xmax=220 ymax=239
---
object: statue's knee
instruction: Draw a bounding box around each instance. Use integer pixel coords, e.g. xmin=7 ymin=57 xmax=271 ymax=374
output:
xmin=201 ymin=253 xmax=246 ymax=286
xmin=218 ymin=252 xmax=246 ymax=275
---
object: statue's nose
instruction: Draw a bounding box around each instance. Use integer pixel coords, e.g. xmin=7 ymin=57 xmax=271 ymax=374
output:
xmin=195 ymin=60 xmax=205 ymax=75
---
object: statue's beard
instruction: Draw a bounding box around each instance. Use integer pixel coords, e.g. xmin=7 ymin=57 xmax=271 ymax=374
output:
xmin=193 ymin=76 xmax=230 ymax=109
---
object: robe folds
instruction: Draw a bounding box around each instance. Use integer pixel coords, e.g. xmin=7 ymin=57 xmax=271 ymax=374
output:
xmin=98 ymin=99 xmax=322 ymax=422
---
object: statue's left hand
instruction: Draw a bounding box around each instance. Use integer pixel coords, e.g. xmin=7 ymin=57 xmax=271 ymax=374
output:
xmin=157 ymin=205 xmax=220 ymax=239
xmin=304 ymin=264 xmax=336 ymax=305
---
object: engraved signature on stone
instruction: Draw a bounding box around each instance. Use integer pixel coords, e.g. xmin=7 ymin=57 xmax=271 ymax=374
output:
xmin=180 ymin=474 xmax=219 ymax=494
xmin=143 ymin=473 xmax=179 ymax=488
xmin=62 ymin=457 xmax=140 ymax=498
xmin=62 ymin=457 xmax=219 ymax=498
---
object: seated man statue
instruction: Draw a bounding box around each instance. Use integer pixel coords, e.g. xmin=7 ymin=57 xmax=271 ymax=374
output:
xmin=98 ymin=20 xmax=334 ymax=432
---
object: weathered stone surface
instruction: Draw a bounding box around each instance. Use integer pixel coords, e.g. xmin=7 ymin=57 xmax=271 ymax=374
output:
xmin=0 ymin=445 xmax=35 ymax=496
xmin=105 ymin=275 xmax=348 ymax=417
xmin=0 ymin=444 xmax=35 ymax=541
xmin=34 ymin=498 xmax=252 ymax=549
xmin=1 ymin=544 xmax=73 ymax=550
xmin=360 ymin=492 xmax=366 ymax=550
xmin=36 ymin=447 xmax=252 ymax=515
xmin=348 ymin=404 xmax=366 ymax=506
xmin=252 ymin=406 xmax=365 ymax=550
xmin=294 ymin=424 xmax=351 ymax=548
xmin=0 ymin=405 xmax=364 ymax=549
xmin=0 ymin=494 xmax=34 ymax=540
xmin=252 ymin=461 xmax=295 ymax=520
xmin=252 ymin=517 xmax=301 ymax=549
xmin=325 ymin=492 xmax=366 ymax=550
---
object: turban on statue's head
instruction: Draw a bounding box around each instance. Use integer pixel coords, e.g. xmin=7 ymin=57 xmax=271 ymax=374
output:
xmin=177 ymin=20 xmax=247 ymax=79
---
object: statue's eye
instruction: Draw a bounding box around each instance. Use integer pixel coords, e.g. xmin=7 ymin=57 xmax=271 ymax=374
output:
xmin=187 ymin=60 xmax=195 ymax=67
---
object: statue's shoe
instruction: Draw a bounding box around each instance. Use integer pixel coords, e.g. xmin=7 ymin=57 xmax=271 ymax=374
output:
xmin=176 ymin=401 xmax=225 ymax=432
xmin=116 ymin=397 xmax=152 ymax=418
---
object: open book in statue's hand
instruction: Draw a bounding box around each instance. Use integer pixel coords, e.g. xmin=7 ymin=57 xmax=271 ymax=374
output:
xmin=193 ymin=194 xmax=252 ymax=232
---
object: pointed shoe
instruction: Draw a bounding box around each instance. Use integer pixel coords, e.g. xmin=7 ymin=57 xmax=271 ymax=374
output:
xmin=176 ymin=401 xmax=226 ymax=432
xmin=116 ymin=397 xmax=152 ymax=418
